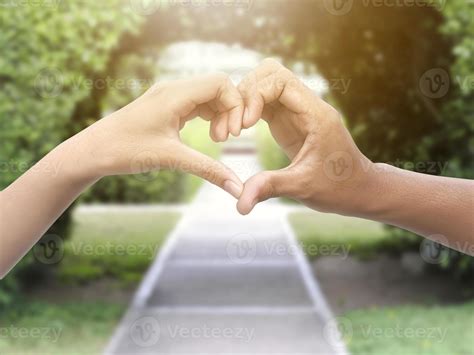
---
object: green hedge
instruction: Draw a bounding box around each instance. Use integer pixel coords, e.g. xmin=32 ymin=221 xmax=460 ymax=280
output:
xmin=0 ymin=1 xmax=143 ymax=307
xmin=258 ymin=1 xmax=474 ymax=277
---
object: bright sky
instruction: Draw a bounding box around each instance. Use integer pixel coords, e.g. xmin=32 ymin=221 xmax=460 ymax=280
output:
xmin=157 ymin=41 xmax=328 ymax=96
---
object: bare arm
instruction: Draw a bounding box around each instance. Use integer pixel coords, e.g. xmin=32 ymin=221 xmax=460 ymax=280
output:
xmin=236 ymin=59 xmax=474 ymax=255
xmin=0 ymin=135 xmax=101 ymax=279
xmin=359 ymin=164 xmax=473 ymax=253
xmin=0 ymin=74 xmax=244 ymax=279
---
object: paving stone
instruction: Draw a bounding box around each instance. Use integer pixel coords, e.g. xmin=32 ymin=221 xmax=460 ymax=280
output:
xmin=113 ymin=310 xmax=337 ymax=354
xmin=147 ymin=264 xmax=313 ymax=307
xmin=169 ymin=233 xmax=293 ymax=261
xmin=107 ymin=150 xmax=343 ymax=355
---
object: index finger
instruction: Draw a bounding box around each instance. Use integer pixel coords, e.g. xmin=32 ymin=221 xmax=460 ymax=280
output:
xmin=169 ymin=73 xmax=244 ymax=137
xmin=238 ymin=59 xmax=314 ymax=128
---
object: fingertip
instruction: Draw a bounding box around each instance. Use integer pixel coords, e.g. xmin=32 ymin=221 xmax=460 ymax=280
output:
xmin=228 ymin=109 xmax=243 ymax=137
xmin=212 ymin=113 xmax=229 ymax=142
xmin=243 ymin=103 xmax=262 ymax=129
xmin=224 ymin=180 xmax=243 ymax=199
xmin=209 ymin=123 xmax=219 ymax=143
xmin=236 ymin=179 xmax=261 ymax=215
xmin=237 ymin=198 xmax=254 ymax=215
xmin=242 ymin=107 xmax=253 ymax=129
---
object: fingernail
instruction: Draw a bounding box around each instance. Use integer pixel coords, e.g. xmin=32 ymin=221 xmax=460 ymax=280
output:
xmin=224 ymin=180 xmax=243 ymax=199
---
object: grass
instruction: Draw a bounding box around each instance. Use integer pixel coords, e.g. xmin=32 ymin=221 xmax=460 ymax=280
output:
xmin=290 ymin=211 xmax=474 ymax=353
xmin=255 ymin=121 xmax=290 ymax=171
xmin=180 ymin=119 xmax=222 ymax=201
xmin=0 ymin=301 xmax=124 ymax=355
xmin=58 ymin=210 xmax=181 ymax=284
xmin=342 ymin=301 xmax=474 ymax=355
xmin=0 ymin=210 xmax=181 ymax=354
xmin=289 ymin=211 xmax=391 ymax=259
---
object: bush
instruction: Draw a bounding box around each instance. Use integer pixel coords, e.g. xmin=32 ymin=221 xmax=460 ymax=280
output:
xmin=251 ymin=1 xmax=473 ymax=277
xmin=0 ymin=1 xmax=143 ymax=307
xmin=256 ymin=121 xmax=290 ymax=171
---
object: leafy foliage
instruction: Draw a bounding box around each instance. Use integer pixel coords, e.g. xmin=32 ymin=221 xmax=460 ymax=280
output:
xmin=433 ymin=0 xmax=474 ymax=276
xmin=0 ymin=0 xmax=143 ymax=306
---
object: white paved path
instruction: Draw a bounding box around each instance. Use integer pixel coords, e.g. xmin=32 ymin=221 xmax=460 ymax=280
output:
xmin=105 ymin=136 xmax=347 ymax=354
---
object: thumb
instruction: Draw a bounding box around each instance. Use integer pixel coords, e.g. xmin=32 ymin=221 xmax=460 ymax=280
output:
xmin=237 ymin=169 xmax=295 ymax=215
xmin=172 ymin=143 xmax=243 ymax=199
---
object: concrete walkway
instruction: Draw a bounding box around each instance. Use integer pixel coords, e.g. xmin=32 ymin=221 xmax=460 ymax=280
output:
xmin=105 ymin=136 xmax=347 ymax=354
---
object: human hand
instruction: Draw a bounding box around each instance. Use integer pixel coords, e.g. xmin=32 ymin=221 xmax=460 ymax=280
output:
xmin=74 ymin=73 xmax=244 ymax=198
xmin=236 ymin=59 xmax=374 ymax=215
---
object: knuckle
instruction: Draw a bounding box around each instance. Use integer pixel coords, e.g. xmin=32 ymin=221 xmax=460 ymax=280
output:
xmin=261 ymin=58 xmax=281 ymax=70
xmin=238 ymin=77 xmax=252 ymax=93
xmin=260 ymin=172 xmax=277 ymax=200
xmin=325 ymin=107 xmax=344 ymax=128
xmin=213 ymin=72 xmax=230 ymax=85
xmin=278 ymin=67 xmax=296 ymax=85
xmin=295 ymin=175 xmax=314 ymax=200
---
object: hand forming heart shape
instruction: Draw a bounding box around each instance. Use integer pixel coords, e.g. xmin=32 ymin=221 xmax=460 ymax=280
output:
xmin=2 ymin=59 xmax=473 ymax=279
xmin=76 ymin=59 xmax=370 ymax=217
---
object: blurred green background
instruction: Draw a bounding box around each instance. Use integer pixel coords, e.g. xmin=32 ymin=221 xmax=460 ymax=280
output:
xmin=0 ymin=0 xmax=473 ymax=354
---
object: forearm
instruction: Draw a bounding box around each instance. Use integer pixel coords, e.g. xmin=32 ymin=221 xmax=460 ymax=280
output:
xmin=0 ymin=131 xmax=102 ymax=278
xmin=357 ymin=163 xmax=474 ymax=254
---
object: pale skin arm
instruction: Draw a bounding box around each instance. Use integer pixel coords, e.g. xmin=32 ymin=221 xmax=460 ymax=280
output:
xmin=236 ymin=59 xmax=474 ymax=255
xmin=0 ymin=73 xmax=245 ymax=279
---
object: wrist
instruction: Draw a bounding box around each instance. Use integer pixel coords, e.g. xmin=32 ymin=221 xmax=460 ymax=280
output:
xmin=53 ymin=132 xmax=106 ymax=186
xmin=352 ymin=162 xmax=401 ymax=221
